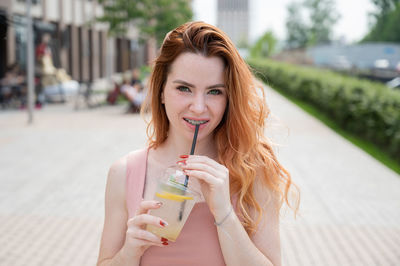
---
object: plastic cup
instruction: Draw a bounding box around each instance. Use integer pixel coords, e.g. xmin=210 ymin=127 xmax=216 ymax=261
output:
xmin=146 ymin=166 xmax=200 ymax=242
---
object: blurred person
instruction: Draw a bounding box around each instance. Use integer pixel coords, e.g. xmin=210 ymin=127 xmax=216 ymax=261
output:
xmin=35 ymin=33 xmax=52 ymax=60
xmin=106 ymin=81 xmax=121 ymax=105
xmin=120 ymin=70 xmax=146 ymax=113
xmin=36 ymin=33 xmax=57 ymax=84
xmin=0 ymin=63 xmax=26 ymax=108
xmin=130 ymin=68 xmax=143 ymax=88
xmin=97 ymin=21 xmax=298 ymax=266
xmin=35 ymin=33 xmax=58 ymax=102
xmin=34 ymin=34 xmax=80 ymax=103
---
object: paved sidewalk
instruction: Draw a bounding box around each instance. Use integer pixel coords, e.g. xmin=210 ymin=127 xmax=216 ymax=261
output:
xmin=264 ymin=87 xmax=400 ymax=266
xmin=0 ymin=104 xmax=147 ymax=266
xmin=0 ymin=86 xmax=399 ymax=266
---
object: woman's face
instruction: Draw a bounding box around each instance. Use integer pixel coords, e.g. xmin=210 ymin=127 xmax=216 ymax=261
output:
xmin=162 ymin=52 xmax=227 ymax=144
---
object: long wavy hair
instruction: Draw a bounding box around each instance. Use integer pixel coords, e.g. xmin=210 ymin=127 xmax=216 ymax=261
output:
xmin=142 ymin=21 xmax=298 ymax=235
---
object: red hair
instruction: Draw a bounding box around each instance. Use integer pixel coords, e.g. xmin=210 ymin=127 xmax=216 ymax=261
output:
xmin=142 ymin=21 xmax=299 ymax=234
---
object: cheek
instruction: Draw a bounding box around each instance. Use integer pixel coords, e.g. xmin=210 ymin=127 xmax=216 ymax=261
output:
xmin=218 ymin=98 xmax=228 ymax=118
xmin=163 ymin=95 xmax=182 ymax=120
xmin=163 ymin=100 xmax=174 ymax=119
xmin=211 ymin=99 xmax=228 ymax=125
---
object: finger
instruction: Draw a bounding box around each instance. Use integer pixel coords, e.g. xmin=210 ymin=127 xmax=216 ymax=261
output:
xmin=181 ymin=162 xmax=216 ymax=175
xmin=127 ymin=228 xmax=167 ymax=245
xmin=128 ymin=213 xmax=168 ymax=228
xmin=183 ymin=161 xmax=228 ymax=181
xmin=187 ymin=155 xmax=227 ymax=172
xmin=129 ymin=237 xmax=167 ymax=248
xmin=136 ymin=200 xmax=163 ymax=215
xmin=184 ymin=169 xmax=222 ymax=186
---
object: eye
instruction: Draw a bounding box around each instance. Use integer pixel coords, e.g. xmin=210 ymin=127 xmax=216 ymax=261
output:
xmin=177 ymin=86 xmax=191 ymax=92
xmin=208 ymin=89 xmax=222 ymax=95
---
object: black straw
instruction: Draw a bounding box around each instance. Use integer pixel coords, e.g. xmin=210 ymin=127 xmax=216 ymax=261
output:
xmin=179 ymin=124 xmax=200 ymax=221
xmin=184 ymin=124 xmax=199 ymax=187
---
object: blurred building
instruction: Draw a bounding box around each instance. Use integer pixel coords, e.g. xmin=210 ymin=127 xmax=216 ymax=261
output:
xmin=217 ymin=0 xmax=249 ymax=46
xmin=0 ymin=0 xmax=149 ymax=82
xmin=308 ymin=43 xmax=400 ymax=81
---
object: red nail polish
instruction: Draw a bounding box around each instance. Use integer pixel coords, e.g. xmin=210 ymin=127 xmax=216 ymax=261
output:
xmin=160 ymin=220 xmax=166 ymax=227
xmin=162 ymin=242 xmax=169 ymax=245
xmin=179 ymin=155 xmax=189 ymax=158
xmin=176 ymin=160 xmax=186 ymax=165
xmin=161 ymin=237 xmax=168 ymax=242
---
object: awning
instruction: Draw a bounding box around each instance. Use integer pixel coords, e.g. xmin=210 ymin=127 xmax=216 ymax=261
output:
xmin=5 ymin=14 xmax=56 ymax=33
xmin=33 ymin=19 xmax=56 ymax=32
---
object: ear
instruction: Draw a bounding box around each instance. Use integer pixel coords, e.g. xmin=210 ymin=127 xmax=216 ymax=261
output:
xmin=161 ymin=92 xmax=165 ymax=104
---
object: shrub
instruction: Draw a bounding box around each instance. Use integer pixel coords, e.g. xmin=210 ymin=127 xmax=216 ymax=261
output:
xmin=248 ymin=58 xmax=400 ymax=163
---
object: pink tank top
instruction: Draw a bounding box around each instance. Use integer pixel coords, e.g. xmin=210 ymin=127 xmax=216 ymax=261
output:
xmin=126 ymin=148 xmax=227 ymax=266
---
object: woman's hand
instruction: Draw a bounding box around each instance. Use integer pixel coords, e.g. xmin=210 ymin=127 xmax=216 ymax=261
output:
xmin=121 ymin=200 xmax=169 ymax=260
xmin=179 ymin=155 xmax=231 ymax=221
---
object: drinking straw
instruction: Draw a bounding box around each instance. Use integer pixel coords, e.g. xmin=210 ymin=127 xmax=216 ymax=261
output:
xmin=179 ymin=124 xmax=200 ymax=220
xmin=184 ymin=124 xmax=200 ymax=187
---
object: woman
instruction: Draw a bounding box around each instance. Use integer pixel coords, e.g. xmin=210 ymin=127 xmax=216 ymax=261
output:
xmin=97 ymin=21 xmax=298 ymax=266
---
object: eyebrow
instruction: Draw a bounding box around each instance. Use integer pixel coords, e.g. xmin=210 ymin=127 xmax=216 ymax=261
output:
xmin=172 ymin=79 xmax=225 ymax=89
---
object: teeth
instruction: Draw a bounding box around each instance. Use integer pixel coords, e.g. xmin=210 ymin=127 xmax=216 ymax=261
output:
xmin=184 ymin=118 xmax=208 ymax=125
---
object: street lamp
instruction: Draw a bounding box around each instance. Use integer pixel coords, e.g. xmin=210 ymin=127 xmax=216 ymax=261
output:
xmin=26 ymin=0 xmax=34 ymax=124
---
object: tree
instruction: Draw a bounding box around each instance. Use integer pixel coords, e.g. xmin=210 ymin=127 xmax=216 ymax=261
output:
xmin=249 ymin=31 xmax=277 ymax=58
xmin=285 ymin=0 xmax=339 ymax=48
xmin=371 ymin=0 xmax=399 ymax=16
xmin=362 ymin=0 xmax=400 ymax=42
xmin=286 ymin=2 xmax=309 ymax=49
xmin=97 ymin=0 xmax=193 ymax=45
xmin=303 ymin=0 xmax=340 ymax=45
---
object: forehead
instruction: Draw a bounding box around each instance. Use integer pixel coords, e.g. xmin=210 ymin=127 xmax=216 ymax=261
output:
xmin=167 ymin=52 xmax=225 ymax=85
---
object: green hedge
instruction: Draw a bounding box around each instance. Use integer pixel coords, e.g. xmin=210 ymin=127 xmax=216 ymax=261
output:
xmin=248 ymin=59 xmax=400 ymax=163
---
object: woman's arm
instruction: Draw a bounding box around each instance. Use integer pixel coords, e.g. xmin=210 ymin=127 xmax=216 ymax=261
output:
xmin=97 ymin=158 xmax=168 ymax=266
xmin=181 ymin=156 xmax=281 ymax=266
xmin=215 ymin=180 xmax=281 ymax=266
xmin=97 ymin=157 xmax=137 ymax=266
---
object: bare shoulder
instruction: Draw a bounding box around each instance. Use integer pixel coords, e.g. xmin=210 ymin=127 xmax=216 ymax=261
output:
xmin=107 ymin=155 xmax=128 ymax=191
xmin=106 ymin=148 xmax=147 ymax=195
xmin=109 ymin=155 xmax=128 ymax=176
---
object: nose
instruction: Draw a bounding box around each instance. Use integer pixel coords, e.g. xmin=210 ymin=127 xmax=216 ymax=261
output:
xmin=189 ymin=93 xmax=207 ymax=114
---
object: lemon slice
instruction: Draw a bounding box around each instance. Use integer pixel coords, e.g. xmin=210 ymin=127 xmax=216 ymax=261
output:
xmin=155 ymin=192 xmax=193 ymax=202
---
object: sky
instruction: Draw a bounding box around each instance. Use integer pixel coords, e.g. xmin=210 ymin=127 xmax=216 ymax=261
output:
xmin=192 ymin=0 xmax=376 ymax=44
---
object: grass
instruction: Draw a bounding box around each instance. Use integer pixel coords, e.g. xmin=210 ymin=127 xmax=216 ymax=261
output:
xmin=269 ymin=85 xmax=400 ymax=175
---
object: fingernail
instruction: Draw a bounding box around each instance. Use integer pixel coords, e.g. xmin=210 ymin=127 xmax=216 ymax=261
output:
xmin=161 ymin=237 xmax=168 ymax=242
xmin=160 ymin=220 xmax=168 ymax=227
xmin=176 ymin=160 xmax=186 ymax=165
xmin=162 ymin=242 xmax=169 ymax=245
xmin=156 ymin=201 xmax=163 ymax=207
xmin=179 ymin=155 xmax=189 ymax=158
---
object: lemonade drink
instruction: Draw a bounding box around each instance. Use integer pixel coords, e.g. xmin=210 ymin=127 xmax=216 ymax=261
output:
xmin=146 ymin=168 xmax=199 ymax=242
